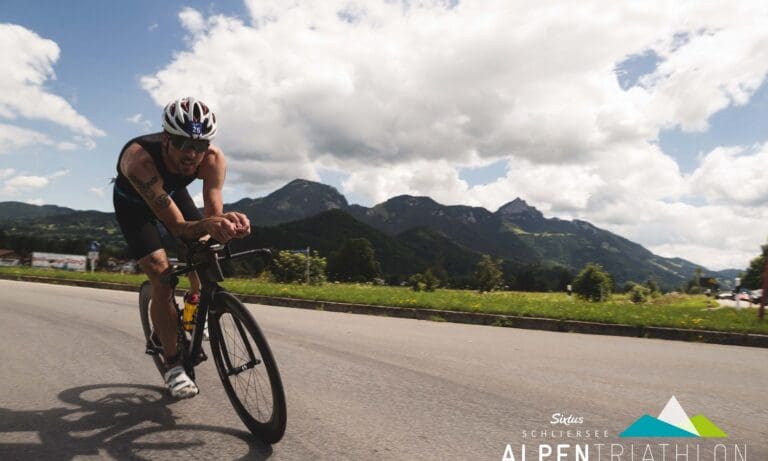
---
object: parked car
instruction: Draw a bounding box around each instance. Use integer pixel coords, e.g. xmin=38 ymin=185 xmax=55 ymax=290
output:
xmin=750 ymin=289 xmax=763 ymax=304
xmin=716 ymin=290 xmax=734 ymax=300
xmin=736 ymin=291 xmax=751 ymax=303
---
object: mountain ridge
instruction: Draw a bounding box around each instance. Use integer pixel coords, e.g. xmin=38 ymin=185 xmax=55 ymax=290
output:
xmin=0 ymin=178 xmax=737 ymax=288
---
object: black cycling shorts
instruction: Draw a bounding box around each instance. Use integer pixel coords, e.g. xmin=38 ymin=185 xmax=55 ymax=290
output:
xmin=113 ymin=186 xmax=202 ymax=260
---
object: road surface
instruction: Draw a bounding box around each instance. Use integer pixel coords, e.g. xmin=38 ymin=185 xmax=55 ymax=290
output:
xmin=0 ymin=280 xmax=765 ymax=460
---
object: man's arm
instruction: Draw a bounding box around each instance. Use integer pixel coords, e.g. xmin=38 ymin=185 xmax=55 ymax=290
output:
xmin=199 ymin=147 xmax=251 ymax=235
xmin=121 ymin=144 xmax=236 ymax=242
xmin=200 ymin=146 xmax=226 ymax=218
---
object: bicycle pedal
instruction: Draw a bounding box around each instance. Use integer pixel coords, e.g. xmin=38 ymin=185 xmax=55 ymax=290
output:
xmin=145 ymin=344 xmax=163 ymax=356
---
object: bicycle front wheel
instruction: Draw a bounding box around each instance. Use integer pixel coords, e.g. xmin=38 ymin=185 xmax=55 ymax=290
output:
xmin=208 ymin=292 xmax=287 ymax=443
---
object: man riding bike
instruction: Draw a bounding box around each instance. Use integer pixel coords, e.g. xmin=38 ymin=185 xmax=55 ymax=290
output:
xmin=113 ymin=97 xmax=251 ymax=399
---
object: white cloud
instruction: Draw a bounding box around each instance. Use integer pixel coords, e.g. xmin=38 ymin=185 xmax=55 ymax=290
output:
xmin=0 ymin=24 xmax=105 ymax=138
xmin=688 ymin=143 xmax=768 ymax=206
xmin=148 ymin=23 xmax=159 ymax=32
xmin=75 ymin=136 xmax=97 ymax=150
xmin=1 ymin=169 xmax=68 ymax=195
xmin=49 ymin=169 xmax=69 ymax=179
xmin=126 ymin=113 xmax=153 ymax=130
xmin=178 ymin=8 xmax=207 ymax=37
xmin=192 ymin=192 xmax=204 ymax=208
xmin=0 ymin=168 xmax=16 ymax=179
xmin=57 ymin=141 xmax=77 ymax=151
xmin=3 ymin=175 xmax=49 ymax=194
xmin=26 ymin=198 xmax=44 ymax=206
xmin=0 ymin=123 xmax=52 ymax=154
xmin=140 ymin=1 xmax=768 ymax=270
xmin=89 ymin=186 xmax=105 ymax=198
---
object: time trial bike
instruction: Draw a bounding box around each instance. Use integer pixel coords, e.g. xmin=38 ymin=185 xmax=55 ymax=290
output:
xmin=138 ymin=239 xmax=286 ymax=443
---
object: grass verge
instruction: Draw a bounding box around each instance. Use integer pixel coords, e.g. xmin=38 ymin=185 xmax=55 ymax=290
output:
xmin=1 ymin=266 xmax=766 ymax=335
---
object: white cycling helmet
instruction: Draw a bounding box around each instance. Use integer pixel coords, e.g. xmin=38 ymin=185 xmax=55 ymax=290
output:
xmin=162 ymin=97 xmax=217 ymax=140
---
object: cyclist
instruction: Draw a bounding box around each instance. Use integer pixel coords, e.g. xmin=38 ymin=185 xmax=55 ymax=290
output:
xmin=113 ymin=97 xmax=250 ymax=399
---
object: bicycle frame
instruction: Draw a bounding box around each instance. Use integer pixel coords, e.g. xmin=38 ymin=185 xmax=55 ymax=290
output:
xmin=160 ymin=241 xmax=269 ymax=373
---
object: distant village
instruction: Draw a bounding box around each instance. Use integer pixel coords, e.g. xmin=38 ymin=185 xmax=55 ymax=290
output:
xmin=0 ymin=247 xmax=137 ymax=273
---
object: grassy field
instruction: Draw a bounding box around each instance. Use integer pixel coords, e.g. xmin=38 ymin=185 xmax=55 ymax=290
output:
xmin=1 ymin=266 xmax=766 ymax=335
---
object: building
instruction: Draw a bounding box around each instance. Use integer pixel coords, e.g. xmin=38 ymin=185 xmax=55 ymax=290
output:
xmin=0 ymin=249 xmax=21 ymax=266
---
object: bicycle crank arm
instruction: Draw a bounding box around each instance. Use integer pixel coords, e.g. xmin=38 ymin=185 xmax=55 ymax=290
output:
xmin=226 ymin=359 xmax=262 ymax=376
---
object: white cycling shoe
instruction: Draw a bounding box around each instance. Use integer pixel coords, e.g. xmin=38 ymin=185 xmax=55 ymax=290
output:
xmin=164 ymin=365 xmax=199 ymax=399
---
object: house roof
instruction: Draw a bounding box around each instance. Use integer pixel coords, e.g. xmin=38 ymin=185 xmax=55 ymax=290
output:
xmin=0 ymin=249 xmax=19 ymax=258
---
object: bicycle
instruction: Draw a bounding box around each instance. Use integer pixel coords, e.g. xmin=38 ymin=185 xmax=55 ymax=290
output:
xmin=138 ymin=239 xmax=287 ymax=443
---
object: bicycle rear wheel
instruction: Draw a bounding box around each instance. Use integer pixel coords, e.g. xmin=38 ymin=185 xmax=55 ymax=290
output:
xmin=208 ymin=292 xmax=287 ymax=443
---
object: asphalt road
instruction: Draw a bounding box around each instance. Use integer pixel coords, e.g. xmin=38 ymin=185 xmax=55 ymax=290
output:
xmin=0 ymin=280 xmax=766 ymax=460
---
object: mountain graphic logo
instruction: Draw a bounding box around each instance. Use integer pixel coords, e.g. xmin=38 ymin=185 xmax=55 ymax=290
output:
xmin=620 ymin=396 xmax=727 ymax=438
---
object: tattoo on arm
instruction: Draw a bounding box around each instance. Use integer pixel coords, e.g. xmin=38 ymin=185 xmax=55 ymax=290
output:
xmin=154 ymin=193 xmax=171 ymax=210
xmin=129 ymin=174 xmax=158 ymax=200
xmin=177 ymin=219 xmax=209 ymax=241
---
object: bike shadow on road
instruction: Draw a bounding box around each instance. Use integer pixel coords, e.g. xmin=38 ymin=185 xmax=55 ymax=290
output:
xmin=0 ymin=383 xmax=273 ymax=460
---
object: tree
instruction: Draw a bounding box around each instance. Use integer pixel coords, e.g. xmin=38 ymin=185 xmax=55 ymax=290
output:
xmin=474 ymin=254 xmax=503 ymax=293
xmin=328 ymin=238 xmax=381 ymax=282
xmin=644 ymin=279 xmax=660 ymax=295
xmin=409 ymin=269 xmax=439 ymax=292
xmin=572 ymin=263 xmax=612 ymax=302
xmin=741 ymin=245 xmax=768 ymax=289
xmin=273 ymin=250 xmax=326 ymax=284
xmin=685 ymin=267 xmax=704 ymax=294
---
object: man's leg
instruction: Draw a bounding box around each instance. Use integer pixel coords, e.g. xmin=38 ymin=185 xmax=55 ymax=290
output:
xmin=138 ymin=248 xmax=178 ymax=364
xmin=139 ymin=248 xmax=199 ymax=399
xmin=188 ymin=270 xmax=201 ymax=295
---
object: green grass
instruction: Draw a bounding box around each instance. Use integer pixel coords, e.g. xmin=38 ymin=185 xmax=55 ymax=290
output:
xmin=1 ymin=266 xmax=766 ymax=335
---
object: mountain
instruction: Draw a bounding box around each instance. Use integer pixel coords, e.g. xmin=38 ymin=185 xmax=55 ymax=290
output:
xmin=0 ymin=201 xmax=75 ymax=220
xmin=0 ymin=207 xmax=124 ymax=249
xmin=234 ymin=209 xmax=480 ymax=279
xmin=225 ymin=179 xmax=348 ymax=227
xmin=0 ymin=178 xmax=741 ymax=288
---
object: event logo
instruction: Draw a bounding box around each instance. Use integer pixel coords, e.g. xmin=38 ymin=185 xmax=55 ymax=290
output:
xmin=620 ymin=396 xmax=727 ymax=438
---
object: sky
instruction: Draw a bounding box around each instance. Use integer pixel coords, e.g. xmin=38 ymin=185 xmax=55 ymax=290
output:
xmin=1 ymin=1 xmax=768 ymax=271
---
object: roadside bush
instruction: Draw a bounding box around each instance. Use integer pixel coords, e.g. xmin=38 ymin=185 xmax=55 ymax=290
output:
xmin=629 ymin=284 xmax=651 ymax=304
xmin=572 ymin=263 xmax=612 ymax=302
xmin=273 ymin=250 xmax=327 ymax=284
xmin=423 ymin=269 xmax=439 ymax=292
xmin=408 ymin=269 xmax=440 ymax=292
xmin=409 ymin=274 xmax=426 ymax=292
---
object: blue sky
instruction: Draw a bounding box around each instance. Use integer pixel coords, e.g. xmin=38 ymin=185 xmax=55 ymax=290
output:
xmin=2 ymin=1 xmax=768 ymax=270
xmin=0 ymin=0 xmax=252 ymax=209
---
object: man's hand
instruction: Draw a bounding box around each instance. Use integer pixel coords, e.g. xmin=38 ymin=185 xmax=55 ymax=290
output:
xmin=222 ymin=211 xmax=251 ymax=238
xmin=202 ymin=217 xmax=239 ymax=243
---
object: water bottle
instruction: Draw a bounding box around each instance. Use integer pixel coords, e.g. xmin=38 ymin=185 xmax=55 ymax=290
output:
xmin=182 ymin=297 xmax=197 ymax=331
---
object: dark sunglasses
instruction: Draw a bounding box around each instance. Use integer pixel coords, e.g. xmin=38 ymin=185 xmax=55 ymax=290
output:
xmin=170 ymin=135 xmax=210 ymax=153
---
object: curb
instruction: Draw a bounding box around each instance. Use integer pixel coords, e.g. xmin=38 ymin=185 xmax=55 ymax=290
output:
xmin=2 ymin=273 xmax=767 ymax=348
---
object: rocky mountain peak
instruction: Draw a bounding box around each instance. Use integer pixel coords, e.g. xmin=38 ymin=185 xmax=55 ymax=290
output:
xmin=266 ymin=179 xmax=349 ymax=209
xmin=383 ymin=195 xmax=439 ymax=208
xmin=496 ymin=198 xmax=544 ymax=219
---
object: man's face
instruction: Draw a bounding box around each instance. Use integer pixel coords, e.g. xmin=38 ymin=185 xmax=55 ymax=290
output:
xmin=165 ymin=134 xmax=210 ymax=176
